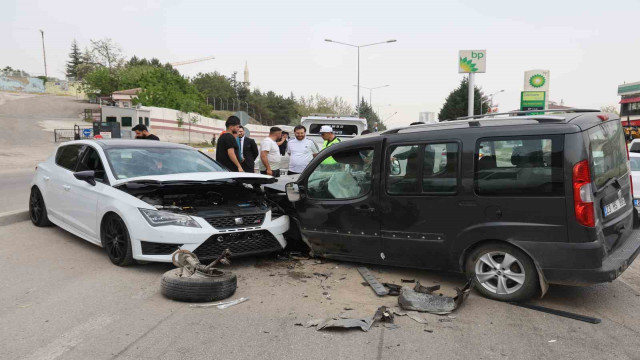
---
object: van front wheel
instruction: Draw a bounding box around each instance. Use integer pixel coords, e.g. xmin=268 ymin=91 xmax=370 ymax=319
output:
xmin=465 ymin=243 xmax=538 ymax=302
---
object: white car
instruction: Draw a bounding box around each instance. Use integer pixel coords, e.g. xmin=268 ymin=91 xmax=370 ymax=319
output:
xmin=29 ymin=140 xmax=289 ymax=266
xmin=631 ymin=152 xmax=640 ymax=207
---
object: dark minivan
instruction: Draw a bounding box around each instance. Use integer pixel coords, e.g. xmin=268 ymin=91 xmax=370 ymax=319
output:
xmin=283 ymin=110 xmax=640 ymax=301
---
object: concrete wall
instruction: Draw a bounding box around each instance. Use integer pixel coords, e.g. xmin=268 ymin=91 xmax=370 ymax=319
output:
xmin=0 ymin=76 xmax=45 ymax=93
xmin=101 ymin=105 xmax=271 ymax=144
xmin=45 ymin=81 xmax=86 ymax=98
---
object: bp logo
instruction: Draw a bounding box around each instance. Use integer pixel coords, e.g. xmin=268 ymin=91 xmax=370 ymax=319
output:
xmin=459 ymin=57 xmax=478 ymax=73
xmin=529 ymin=74 xmax=546 ymax=88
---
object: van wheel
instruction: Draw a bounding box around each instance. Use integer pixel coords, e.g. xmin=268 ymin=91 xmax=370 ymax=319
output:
xmin=465 ymin=243 xmax=538 ymax=302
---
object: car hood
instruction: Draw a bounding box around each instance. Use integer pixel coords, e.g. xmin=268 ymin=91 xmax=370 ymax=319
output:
xmin=111 ymin=172 xmax=276 ymax=187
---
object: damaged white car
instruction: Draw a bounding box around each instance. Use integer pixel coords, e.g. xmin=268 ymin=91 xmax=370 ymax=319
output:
xmin=29 ymin=140 xmax=289 ymax=266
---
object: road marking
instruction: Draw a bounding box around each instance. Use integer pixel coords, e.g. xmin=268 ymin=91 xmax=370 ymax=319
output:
xmin=23 ymin=314 xmax=113 ymax=360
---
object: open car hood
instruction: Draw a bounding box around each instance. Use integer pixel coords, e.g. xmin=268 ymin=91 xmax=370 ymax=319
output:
xmin=112 ymin=172 xmax=276 ymax=187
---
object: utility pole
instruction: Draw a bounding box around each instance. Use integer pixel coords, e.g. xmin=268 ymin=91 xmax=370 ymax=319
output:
xmin=39 ymin=29 xmax=48 ymax=78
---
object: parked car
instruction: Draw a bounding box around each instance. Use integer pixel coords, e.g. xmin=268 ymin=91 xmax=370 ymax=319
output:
xmin=29 ymin=140 xmax=289 ymax=266
xmin=283 ymin=110 xmax=640 ymax=301
xmin=630 ymin=152 xmax=640 ymax=207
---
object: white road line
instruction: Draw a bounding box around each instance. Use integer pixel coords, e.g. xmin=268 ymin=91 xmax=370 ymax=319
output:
xmin=22 ymin=314 xmax=113 ymax=360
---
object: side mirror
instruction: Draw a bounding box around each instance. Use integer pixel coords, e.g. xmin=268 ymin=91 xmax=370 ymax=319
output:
xmin=390 ymin=158 xmax=401 ymax=175
xmin=285 ymin=182 xmax=303 ymax=202
xmin=74 ymin=170 xmax=96 ymax=186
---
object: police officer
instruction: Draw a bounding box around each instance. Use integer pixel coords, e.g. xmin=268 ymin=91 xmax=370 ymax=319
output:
xmin=319 ymin=125 xmax=340 ymax=165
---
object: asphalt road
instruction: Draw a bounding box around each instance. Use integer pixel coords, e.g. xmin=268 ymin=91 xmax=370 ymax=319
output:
xmin=1 ymin=220 xmax=640 ymax=360
xmin=0 ymin=169 xmax=33 ymax=213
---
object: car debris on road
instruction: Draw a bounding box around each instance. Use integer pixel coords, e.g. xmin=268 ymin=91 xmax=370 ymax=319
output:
xmin=397 ymin=280 xmax=471 ymax=315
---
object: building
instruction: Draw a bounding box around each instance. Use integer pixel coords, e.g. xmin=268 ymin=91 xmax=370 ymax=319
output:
xmin=243 ymin=61 xmax=250 ymax=89
xmin=111 ymin=88 xmax=141 ymax=108
xmin=618 ymin=81 xmax=640 ymax=126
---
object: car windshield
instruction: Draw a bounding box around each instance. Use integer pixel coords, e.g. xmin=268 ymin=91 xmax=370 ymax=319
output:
xmin=105 ymin=147 xmax=225 ymax=179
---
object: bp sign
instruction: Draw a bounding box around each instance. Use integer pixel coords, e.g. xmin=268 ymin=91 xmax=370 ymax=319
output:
xmin=458 ymin=50 xmax=486 ymax=73
xmin=521 ymin=91 xmax=545 ymax=114
xmin=524 ymin=70 xmax=550 ymax=91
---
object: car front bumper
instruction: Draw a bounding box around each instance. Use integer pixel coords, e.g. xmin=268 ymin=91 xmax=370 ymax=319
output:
xmin=128 ymin=211 xmax=289 ymax=262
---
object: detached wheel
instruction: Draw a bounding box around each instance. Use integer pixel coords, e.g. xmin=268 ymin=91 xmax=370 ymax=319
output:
xmin=29 ymin=187 xmax=52 ymax=227
xmin=466 ymin=243 xmax=538 ymax=302
xmin=161 ymin=269 xmax=237 ymax=302
xmin=101 ymin=214 xmax=135 ymax=266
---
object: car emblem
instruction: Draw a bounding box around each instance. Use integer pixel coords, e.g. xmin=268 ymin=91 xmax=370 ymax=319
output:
xmin=234 ymin=217 xmax=244 ymax=225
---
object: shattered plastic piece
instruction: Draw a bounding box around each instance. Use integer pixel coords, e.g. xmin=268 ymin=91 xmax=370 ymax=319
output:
xmin=305 ymin=319 xmax=324 ymax=328
xmin=413 ymin=281 xmax=441 ymax=294
xmin=438 ymin=318 xmax=452 ymax=323
xmin=189 ymin=298 xmax=247 ymax=308
xmin=424 ymin=329 xmax=434 ymax=333
xmin=358 ymin=267 xmax=389 ymax=296
xmin=399 ymin=280 xmax=470 ymax=315
xmin=548 ymin=340 xmax=557 ymax=343
xmin=382 ymin=283 xmax=402 ymax=296
xmin=401 ymin=279 xmax=416 ymax=283
xmin=216 ymin=297 xmax=249 ymax=309
xmin=383 ymin=323 xmax=400 ymax=330
xmin=406 ymin=313 xmax=429 ymax=324
xmin=306 ymin=306 xmax=392 ymax=332
xmin=509 ymin=302 xmax=601 ymax=324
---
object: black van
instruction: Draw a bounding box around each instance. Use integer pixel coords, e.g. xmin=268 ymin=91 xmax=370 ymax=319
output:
xmin=283 ymin=110 xmax=640 ymax=301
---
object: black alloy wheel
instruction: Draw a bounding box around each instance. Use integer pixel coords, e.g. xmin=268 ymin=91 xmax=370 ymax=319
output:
xmin=29 ymin=187 xmax=52 ymax=227
xmin=101 ymin=214 xmax=135 ymax=266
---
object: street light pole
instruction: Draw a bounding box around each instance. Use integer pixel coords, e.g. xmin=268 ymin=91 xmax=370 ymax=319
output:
xmin=354 ymin=84 xmax=390 ymax=109
xmin=39 ymin=29 xmax=48 ymax=79
xmin=484 ymin=89 xmax=505 ymax=114
xmin=325 ymin=39 xmax=397 ymax=116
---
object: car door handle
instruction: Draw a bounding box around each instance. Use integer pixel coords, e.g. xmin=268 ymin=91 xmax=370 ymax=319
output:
xmin=63 ymin=185 xmax=71 ymax=191
xmin=357 ymin=206 xmax=375 ymax=213
xmin=43 ymin=176 xmax=50 ymax=181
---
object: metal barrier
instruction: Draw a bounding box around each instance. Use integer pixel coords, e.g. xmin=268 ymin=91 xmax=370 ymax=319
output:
xmin=54 ymin=127 xmax=93 ymax=142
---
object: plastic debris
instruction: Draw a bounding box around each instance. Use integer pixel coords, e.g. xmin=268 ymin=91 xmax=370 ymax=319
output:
xmin=358 ymin=267 xmax=389 ymax=296
xmin=398 ymin=280 xmax=471 ymax=315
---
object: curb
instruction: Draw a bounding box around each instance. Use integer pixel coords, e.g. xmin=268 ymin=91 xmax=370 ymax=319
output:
xmin=0 ymin=209 xmax=30 ymax=226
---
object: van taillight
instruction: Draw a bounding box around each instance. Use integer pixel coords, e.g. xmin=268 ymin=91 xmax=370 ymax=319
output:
xmin=573 ymin=160 xmax=595 ymax=227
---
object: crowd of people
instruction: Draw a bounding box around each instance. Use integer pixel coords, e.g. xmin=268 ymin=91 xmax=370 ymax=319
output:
xmin=214 ymin=115 xmax=343 ymax=177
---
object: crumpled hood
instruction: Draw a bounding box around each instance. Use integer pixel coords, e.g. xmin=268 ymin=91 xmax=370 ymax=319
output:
xmin=111 ymin=171 xmax=276 ymax=187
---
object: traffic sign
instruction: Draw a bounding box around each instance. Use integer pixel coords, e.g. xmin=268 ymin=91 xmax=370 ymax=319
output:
xmin=82 ymin=128 xmax=92 ymax=138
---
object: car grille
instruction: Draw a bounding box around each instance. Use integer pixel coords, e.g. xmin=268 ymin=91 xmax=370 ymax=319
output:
xmin=205 ymin=214 xmax=266 ymax=229
xmin=194 ymin=230 xmax=281 ymax=260
xmin=141 ymin=241 xmax=182 ymax=255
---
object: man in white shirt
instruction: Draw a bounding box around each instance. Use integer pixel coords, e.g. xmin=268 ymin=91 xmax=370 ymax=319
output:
xmin=286 ymin=125 xmax=319 ymax=175
xmin=259 ymin=126 xmax=283 ymax=177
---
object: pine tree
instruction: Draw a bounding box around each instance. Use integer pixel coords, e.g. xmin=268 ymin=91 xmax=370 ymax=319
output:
xmin=438 ymin=77 xmax=490 ymax=121
xmin=66 ymin=39 xmax=82 ymax=80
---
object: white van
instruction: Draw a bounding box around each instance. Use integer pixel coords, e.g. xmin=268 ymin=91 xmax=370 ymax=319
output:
xmin=300 ymin=114 xmax=368 ymax=147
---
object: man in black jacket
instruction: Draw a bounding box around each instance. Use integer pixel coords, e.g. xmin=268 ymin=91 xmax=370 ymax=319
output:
xmin=238 ymin=125 xmax=259 ymax=173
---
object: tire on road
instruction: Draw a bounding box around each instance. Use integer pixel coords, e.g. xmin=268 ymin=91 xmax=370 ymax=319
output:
xmin=161 ymin=268 xmax=237 ymax=303
xmin=29 ymin=186 xmax=53 ymax=227
xmin=465 ymin=242 xmax=538 ymax=302
xmin=100 ymin=213 xmax=135 ymax=266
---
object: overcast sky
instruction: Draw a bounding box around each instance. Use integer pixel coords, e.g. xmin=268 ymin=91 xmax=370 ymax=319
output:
xmin=3 ymin=0 xmax=639 ymax=127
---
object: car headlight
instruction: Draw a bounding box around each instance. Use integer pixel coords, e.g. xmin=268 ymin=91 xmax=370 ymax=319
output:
xmin=139 ymin=208 xmax=201 ymax=228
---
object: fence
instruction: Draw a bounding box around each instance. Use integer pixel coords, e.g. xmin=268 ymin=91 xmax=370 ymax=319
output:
xmin=54 ymin=127 xmax=93 ymax=142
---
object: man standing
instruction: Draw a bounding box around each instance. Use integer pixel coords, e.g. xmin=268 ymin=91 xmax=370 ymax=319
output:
xmin=278 ymin=131 xmax=289 ymax=156
xmin=259 ymin=127 xmax=282 ymax=177
xmin=320 ymin=125 xmax=341 ymax=165
xmin=238 ymin=125 xmax=259 ymax=173
xmin=132 ymin=124 xmax=160 ymax=140
xmin=286 ymin=125 xmax=318 ymax=175
xmin=216 ymin=116 xmax=244 ymax=172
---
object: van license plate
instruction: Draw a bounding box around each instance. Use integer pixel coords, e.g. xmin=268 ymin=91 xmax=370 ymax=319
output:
xmin=603 ymin=198 xmax=626 ymax=217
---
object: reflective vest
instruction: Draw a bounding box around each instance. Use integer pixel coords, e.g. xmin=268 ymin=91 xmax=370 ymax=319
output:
xmin=321 ymin=137 xmax=341 ymax=165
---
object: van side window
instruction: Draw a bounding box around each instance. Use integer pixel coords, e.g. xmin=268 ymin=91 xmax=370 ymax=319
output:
xmin=307 ymin=148 xmax=374 ymax=200
xmin=55 ymin=145 xmax=86 ymax=171
xmin=387 ymin=143 xmax=459 ymax=194
xmin=475 ymin=136 xmax=564 ymax=196
xmin=423 ymin=143 xmax=458 ymax=193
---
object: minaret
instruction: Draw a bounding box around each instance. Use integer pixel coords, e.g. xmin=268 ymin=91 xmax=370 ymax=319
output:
xmin=243 ymin=61 xmax=250 ymax=89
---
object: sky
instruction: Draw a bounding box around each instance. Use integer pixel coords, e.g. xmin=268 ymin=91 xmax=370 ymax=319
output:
xmin=3 ymin=0 xmax=640 ymax=127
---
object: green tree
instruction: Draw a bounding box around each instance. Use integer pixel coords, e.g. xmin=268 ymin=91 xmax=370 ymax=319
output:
xmin=82 ymin=67 xmax=117 ymax=96
xmin=191 ymin=72 xmax=237 ymax=109
xmin=66 ymin=39 xmax=82 ymax=79
xmin=296 ymin=94 xmax=353 ymax=117
xmin=357 ymin=98 xmax=386 ymax=131
xmin=90 ymin=38 xmax=123 ymax=69
xmin=76 ymin=47 xmax=96 ymax=80
xmin=438 ymin=77 xmax=489 ymax=121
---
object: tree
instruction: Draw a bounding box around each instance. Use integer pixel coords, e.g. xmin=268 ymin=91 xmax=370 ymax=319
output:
xmin=66 ymin=39 xmax=82 ymax=79
xmin=600 ymin=104 xmax=620 ymax=116
xmin=357 ymin=98 xmax=386 ymax=131
xmin=438 ymin=77 xmax=490 ymax=121
xmin=191 ymin=72 xmax=237 ymax=109
xmin=296 ymin=94 xmax=354 ymax=117
xmin=76 ymin=47 xmax=96 ymax=80
xmin=90 ymin=38 xmax=123 ymax=69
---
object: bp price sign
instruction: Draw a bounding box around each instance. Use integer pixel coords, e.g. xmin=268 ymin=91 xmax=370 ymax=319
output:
xmin=520 ymin=91 xmax=545 ymax=114
xmin=458 ymin=50 xmax=486 ymax=73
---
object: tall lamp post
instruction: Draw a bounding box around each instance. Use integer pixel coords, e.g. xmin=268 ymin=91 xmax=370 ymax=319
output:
xmin=325 ymin=39 xmax=397 ymax=116
xmin=483 ymin=89 xmax=505 ymax=114
xmin=39 ymin=29 xmax=48 ymax=78
xmin=353 ymin=84 xmax=390 ymax=109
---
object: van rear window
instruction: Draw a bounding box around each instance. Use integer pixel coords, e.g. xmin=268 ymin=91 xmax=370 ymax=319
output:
xmin=588 ymin=121 xmax=628 ymax=188
xmin=309 ymin=124 xmax=358 ymax=136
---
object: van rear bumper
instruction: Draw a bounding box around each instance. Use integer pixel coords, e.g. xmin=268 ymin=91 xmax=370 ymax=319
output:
xmin=541 ymin=229 xmax=640 ymax=285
